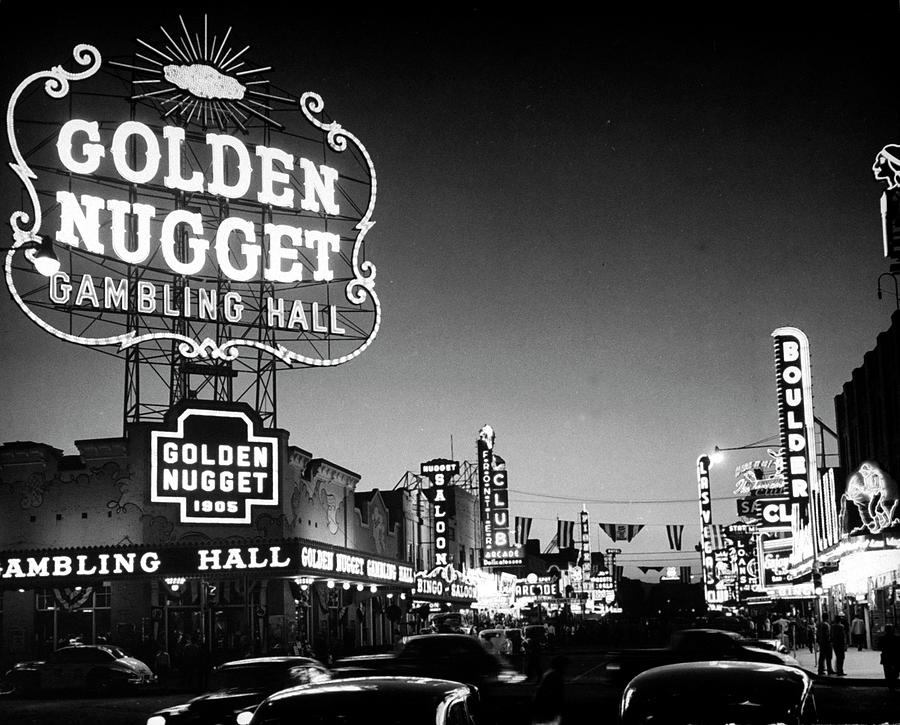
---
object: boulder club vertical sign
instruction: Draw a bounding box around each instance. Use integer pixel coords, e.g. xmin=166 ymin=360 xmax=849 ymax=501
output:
xmin=421 ymin=459 xmax=459 ymax=567
xmin=151 ymin=404 xmax=280 ymax=524
xmin=772 ymin=328 xmax=817 ymax=540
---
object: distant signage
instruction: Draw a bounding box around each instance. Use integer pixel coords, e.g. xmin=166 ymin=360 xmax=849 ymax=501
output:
xmin=840 ymin=461 xmax=900 ymax=536
xmin=421 ymin=459 xmax=459 ymax=567
xmin=579 ymin=510 xmax=591 ymax=589
xmin=757 ymin=496 xmax=793 ymax=532
xmin=762 ymin=547 xmax=792 ymax=587
xmin=736 ymin=496 xmax=762 ymax=520
xmin=515 ymin=574 xmax=560 ymax=599
xmin=150 ymin=405 xmax=280 ymax=524
xmin=697 ymin=455 xmax=717 ymax=601
xmin=414 ymin=564 xmax=476 ymax=603
xmin=0 ymin=539 xmax=415 ymax=588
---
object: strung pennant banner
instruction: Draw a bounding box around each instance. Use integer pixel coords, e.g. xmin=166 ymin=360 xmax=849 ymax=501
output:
xmin=599 ymin=522 xmax=645 ymax=543
xmin=666 ymin=523 xmax=685 ymax=551
xmin=557 ymin=520 xmax=576 ymax=549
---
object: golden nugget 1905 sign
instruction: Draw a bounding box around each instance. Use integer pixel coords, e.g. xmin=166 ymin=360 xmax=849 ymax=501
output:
xmin=5 ymin=16 xmax=379 ymax=366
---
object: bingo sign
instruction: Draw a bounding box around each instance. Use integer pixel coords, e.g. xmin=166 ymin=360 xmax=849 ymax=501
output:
xmin=5 ymin=18 xmax=379 ymax=368
xmin=151 ymin=405 xmax=280 ymax=524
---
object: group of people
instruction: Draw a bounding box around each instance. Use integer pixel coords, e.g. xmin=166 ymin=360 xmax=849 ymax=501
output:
xmin=815 ymin=615 xmax=850 ymax=676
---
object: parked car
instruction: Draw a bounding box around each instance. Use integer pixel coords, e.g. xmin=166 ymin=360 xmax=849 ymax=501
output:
xmin=237 ymin=676 xmax=479 ymax=725
xmin=602 ymin=628 xmax=801 ymax=687
xmin=1 ymin=644 xmax=155 ymax=696
xmin=146 ymin=656 xmax=330 ymax=725
xmin=619 ymin=660 xmax=817 ymax=724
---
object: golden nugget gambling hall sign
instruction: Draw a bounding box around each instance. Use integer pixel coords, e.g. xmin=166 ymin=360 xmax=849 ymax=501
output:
xmin=5 ymin=18 xmax=379 ymax=366
xmin=0 ymin=541 xmax=416 ymax=588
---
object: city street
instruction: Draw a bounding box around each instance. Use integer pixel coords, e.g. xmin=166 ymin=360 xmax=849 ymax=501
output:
xmin=1 ymin=646 xmax=898 ymax=724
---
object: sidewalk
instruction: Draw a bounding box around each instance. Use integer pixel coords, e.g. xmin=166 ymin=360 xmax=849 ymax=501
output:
xmin=793 ymin=645 xmax=885 ymax=683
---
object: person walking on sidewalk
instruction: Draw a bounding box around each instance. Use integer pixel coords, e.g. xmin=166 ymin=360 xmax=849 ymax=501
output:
xmin=850 ymin=614 xmax=866 ymax=651
xmin=816 ymin=618 xmax=834 ymax=676
xmin=879 ymin=624 xmax=900 ymax=691
xmin=830 ymin=616 xmax=847 ymax=676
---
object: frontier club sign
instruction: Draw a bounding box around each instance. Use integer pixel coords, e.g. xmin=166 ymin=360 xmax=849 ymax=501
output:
xmin=477 ymin=426 xmax=525 ymax=567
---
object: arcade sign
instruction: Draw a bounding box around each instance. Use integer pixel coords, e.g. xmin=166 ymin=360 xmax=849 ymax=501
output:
xmin=150 ymin=404 xmax=280 ymax=524
xmin=5 ymin=22 xmax=379 ymax=367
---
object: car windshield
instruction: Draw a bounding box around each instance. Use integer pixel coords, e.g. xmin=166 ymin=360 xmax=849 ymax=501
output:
xmin=215 ymin=664 xmax=290 ymax=690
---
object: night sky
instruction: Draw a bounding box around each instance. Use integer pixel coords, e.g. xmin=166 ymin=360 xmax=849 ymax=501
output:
xmin=1 ymin=3 xmax=898 ymax=578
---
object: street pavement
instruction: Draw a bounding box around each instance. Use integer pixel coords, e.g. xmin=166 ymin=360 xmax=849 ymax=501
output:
xmin=792 ymin=644 xmax=886 ymax=682
xmin=1 ymin=644 xmax=898 ymax=724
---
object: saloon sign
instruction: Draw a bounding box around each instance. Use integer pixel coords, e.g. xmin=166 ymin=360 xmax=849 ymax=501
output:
xmin=150 ymin=404 xmax=280 ymax=524
xmin=5 ymin=19 xmax=379 ymax=367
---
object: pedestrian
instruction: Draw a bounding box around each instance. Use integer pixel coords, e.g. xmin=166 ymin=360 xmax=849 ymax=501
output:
xmin=531 ymin=655 xmax=568 ymax=725
xmin=830 ymin=616 xmax=847 ymax=676
xmin=182 ymin=634 xmax=200 ymax=691
xmin=850 ymin=614 xmax=866 ymax=651
xmin=879 ymin=624 xmax=900 ymax=691
xmin=524 ymin=629 xmax=543 ymax=682
xmin=154 ymin=645 xmax=171 ymax=690
xmin=816 ymin=618 xmax=834 ymax=676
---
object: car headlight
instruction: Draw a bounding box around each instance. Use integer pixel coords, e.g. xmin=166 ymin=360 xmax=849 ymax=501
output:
xmin=236 ymin=710 xmax=254 ymax=725
xmin=496 ymin=670 xmax=526 ymax=685
xmin=147 ymin=717 xmax=167 ymax=725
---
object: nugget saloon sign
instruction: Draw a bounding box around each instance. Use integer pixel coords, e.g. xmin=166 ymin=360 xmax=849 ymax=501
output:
xmin=5 ymin=20 xmax=379 ymax=366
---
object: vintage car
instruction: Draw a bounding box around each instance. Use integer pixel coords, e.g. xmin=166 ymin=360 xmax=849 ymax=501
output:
xmin=1 ymin=644 xmax=155 ymax=696
xmin=619 ymin=660 xmax=817 ymax=724
xmin=236 ymin=676 xmax=479 ymax=725
xmin=146 ymin=656 xmax=329 ymax=725
xmin=602 ymin=628 xmax=801 ymax=686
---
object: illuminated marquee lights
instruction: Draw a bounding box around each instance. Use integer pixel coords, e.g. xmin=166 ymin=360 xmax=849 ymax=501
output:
xmin=5 ymin=40 xmax=380 ymax=367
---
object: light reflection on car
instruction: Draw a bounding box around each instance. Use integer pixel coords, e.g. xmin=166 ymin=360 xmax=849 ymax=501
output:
xmin=619 ymin=660 xmax=817 ymax=724
xmin=238 ymin=676 xmax=479 ymax=725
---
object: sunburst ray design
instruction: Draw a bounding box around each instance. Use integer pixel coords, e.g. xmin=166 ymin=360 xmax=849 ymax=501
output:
xmin=110 ymin=14 xmax=290 ymax=131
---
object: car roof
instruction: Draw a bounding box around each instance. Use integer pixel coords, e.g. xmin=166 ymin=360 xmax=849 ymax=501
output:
xmin=218 ymin=656 xmax=323 ymax=668
xmin=674 ymin=628 xmax=740 ymax=638
xmin=266 ymin=676 xmax=472 ymax=703
xmin=628 ymin=660 xmax=810 ymax=689
xmin=404 ymin=633 xmax=473 ymax=643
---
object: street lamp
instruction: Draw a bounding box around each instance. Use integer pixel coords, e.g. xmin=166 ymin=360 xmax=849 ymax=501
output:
xmin=1 ymin=236 xmax=60 ymax=277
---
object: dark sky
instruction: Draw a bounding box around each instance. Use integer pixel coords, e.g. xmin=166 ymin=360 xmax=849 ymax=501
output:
xmin=1 ymin=2 xmax=898 ymax=577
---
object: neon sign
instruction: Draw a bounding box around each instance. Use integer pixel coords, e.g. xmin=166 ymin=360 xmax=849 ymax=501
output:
xmin=150 ymin=405 xmax=280 ymax=524
xmin=476 ymin=426 xmax=524 ymax=567
xmin=421 ymin=459 xmax=459 ymax=567
xmin=772 ymin=328 xmax=817 ymax=540
xmin=5 ymin=22 xmax=379 ymax=367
